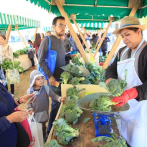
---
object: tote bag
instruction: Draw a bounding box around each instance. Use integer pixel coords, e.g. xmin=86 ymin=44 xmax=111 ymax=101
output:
xmin=38 ymin=36 xmax=57 ymax=80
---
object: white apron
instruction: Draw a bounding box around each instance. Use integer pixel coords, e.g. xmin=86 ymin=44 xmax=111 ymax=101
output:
xmin=117 ymin=39 xmax=147 ymax=147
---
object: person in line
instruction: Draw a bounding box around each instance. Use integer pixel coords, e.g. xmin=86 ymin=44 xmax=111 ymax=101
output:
xmin=0 ymin=35 xmax=14 ymax=96
xmin=0 ymin=83 xmax=34 ymax=147
xmin=41 ymin=33 xmax=45 ymax=41
xmin=83 ymin=33 xmax=91 ymax=49
xmin=27 ymin=70 xmax=64 ymax=142
xmin=46 ymin=31 xmax=51 ymax=36
xmin=100 ymin=33 xmax=110 ymax=56
xmin=105 ymin=16 xmax=147 ymax=147
xmin=38 ymin=16 xmax=66 ymax=134
xmin=28 ymin=40 xmax=35 ymax=69
xmin=33 ymin=33 xmax=41 ymax=59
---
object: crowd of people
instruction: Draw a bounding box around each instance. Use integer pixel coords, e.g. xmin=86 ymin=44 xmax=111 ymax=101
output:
xmin=1 ymin=15 xmax=146 ymax=147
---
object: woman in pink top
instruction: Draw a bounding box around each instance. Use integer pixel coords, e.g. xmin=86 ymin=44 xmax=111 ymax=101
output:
xmin=33 ymin=33 xmax=41 ymax=59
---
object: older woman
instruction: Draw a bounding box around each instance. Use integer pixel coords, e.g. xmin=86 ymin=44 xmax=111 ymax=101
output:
xmin=0 ymin=83 xmax=34 ymax=147
xmin=105 ymin=16 xmax=147 ymax=147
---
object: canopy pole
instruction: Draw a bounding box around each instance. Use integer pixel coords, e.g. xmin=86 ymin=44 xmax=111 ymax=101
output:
xmin=71 ymin=15 xmax=93 ymax=57
xmin=82 ymin=27 xmax=87 ymax=34
xmin=94 ymin=19 xmax=113 ymax=58
xmin=53 ymin=0 xmax=89 ymax=64
xmin=32 ymin=27 xmax=38 ymax=43
xmin=94 ymin=28 xmax=102 ymax=49
xmin=15 ymin=26 xmax=27 ymax=47
xmin=102 ymin=0 xmax=142 ymax=69
xmin=6 ymin=25 xmax=12 ymax=44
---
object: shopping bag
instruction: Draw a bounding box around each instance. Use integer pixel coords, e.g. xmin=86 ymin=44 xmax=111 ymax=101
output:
xmin=28 ymin=114 xmax=44 ymax=147
xmin=6 ymin=68 xmax=19 ymax=84
xmin=37 ymin=36 xmax=57 ymax=80
xmin=14 ymin=108 xmax=33 ymax=142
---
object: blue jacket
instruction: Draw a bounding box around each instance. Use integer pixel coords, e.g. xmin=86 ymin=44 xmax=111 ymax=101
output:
xmin=69 ymin=37 xmax=78 ymax=51
xmin=0 ymin=83 xmax=18 ymax=147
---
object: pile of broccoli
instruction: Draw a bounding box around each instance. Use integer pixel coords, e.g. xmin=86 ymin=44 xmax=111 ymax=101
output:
xmin=60 ymin=71 xmax=73 ymax=84
xmin=65 ymin=63 xmax=82 ymax=75
xmin=71 ymin=56 xmax=83 ymax=66
xmin=53 ymin=118 xmax=79 ymax=145
xmin=60 ymin=99 xmax=83 ymax=125
xmin=100 ymin=69 xmax=127 ymax=97
xmin=44 ymin=139 xmax=61 ymax=147
xmin=86 ymin=62 xmax=106 ymax=85
xmin=89 ymin=95 xmax=117 ymax=111
xmin=66 ymin=86 xmax=85 ymax=102
xmin=91 ymin=134 xmax=127 ymax=147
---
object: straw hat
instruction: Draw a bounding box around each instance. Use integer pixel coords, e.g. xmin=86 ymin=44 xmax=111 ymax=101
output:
xmin=113 ymin=16 xmax=147 ymax=34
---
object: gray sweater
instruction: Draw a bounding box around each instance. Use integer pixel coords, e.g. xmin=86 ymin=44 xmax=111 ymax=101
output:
xmin=27 ymin=70 xmax=61 ymax=123
xmin=38 ymin=35 xmax=66 ymax=79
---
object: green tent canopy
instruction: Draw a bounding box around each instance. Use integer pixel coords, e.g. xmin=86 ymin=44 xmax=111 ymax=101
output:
xmin=26 ymin=0 xmax=146 ymax=22
xmin=0 ymin=13 xmax=40 ymax=31
xmin=43 ymin=26 xmax=53 ymax=31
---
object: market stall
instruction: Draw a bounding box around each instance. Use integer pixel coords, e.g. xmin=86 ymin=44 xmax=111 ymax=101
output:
xmin=0 ymin=12 xmax=40 ymax=70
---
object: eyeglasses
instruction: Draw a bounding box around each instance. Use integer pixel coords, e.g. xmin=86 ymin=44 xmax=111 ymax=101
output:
xmin=55 ymin=24 xmax=67 ymax=29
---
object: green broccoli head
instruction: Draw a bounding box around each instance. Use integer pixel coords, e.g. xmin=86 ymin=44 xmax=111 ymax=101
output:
xmin=54 ymin=118 xmax=79 ymax=145
xmin=66 ymin=86 xmax=85 ymax=101
xmin=89 ymin=95 xmax=117 ymax=111
xmin=43 ymin=139 xmax=61 ymax=147
xmin=71 ymin=77 xmax=85 ymax=85
xmin=60 ymin=71 xmax=73 ymax=84
xmin=81 ymin=77 xmax=91 ymax=84
xmin=64 ymin=109 xmax=79 ymax=123
xmin=71 ymin=66 xmax=82 ymax=75
xmin=65 ymin=63 xmax=73 ymax=71
xmin=72 ymin=56 xmax=82 ymax=66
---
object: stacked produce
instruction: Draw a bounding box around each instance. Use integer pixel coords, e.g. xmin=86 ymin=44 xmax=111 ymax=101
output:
xmin=44 ymin=139 xmax=61 ymax=147
xmin=99 ymin=55 xmax=107 ymax=63
xmin=60 ymin=86 xmax=84 ymax=124
xmin=91 ymin=134 xmax=127 ymax=147
xmin=60 ymin=56 xmax=105 ymax=85
xmin=85 ymin=48 xmax=96 ymax=54
xmin=99 ymin=69 xmax=127 ymax=97
xmin=13 ymin=47 xmax=29 ymax=58
xmin=53 ymin=118 xmax=79 ymax=145
xmin=89 ymin=95 xmax=117 ymax=111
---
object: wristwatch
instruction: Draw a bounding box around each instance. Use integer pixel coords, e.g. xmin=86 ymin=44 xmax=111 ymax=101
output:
xmin=17 ymin=98 xmax=21 ymax=104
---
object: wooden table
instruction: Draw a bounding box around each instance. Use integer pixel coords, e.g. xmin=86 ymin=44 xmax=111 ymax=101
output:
xmin=52 ymin=110 xmax=120 ymax=147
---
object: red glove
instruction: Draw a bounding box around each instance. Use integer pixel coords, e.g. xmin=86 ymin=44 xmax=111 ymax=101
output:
xmin=112 ymin=88 xmax=138 ymax=106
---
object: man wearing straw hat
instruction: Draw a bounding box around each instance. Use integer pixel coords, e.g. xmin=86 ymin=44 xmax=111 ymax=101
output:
xmin=105 ymin=16 xmax=147 ymax=147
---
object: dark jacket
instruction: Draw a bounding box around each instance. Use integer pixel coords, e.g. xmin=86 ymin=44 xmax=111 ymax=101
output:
xmin=0 ymin=83 xmax=18 ymax=147
xmin=101 ymin=37 xmax=110 ymax=51
xmin=105 ymin=45 xmax=147 ymax=101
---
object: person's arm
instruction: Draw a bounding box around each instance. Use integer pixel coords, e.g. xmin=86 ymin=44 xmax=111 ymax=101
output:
xmin=0 ymin=116 xmax=11 ymax=134
xmin=105 ymin=37 xmax=110 ymax=42
xmin=0 ymin=67 xmax=6 ymax=83
xmin=49 ymin=88 xmax=61 ymax=102
xmin=38 ymin=37 xmax=53 ymax=78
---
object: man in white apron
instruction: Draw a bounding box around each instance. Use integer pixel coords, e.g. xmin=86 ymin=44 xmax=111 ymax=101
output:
xmin=105 ymin=16 xmax=147 ymax=147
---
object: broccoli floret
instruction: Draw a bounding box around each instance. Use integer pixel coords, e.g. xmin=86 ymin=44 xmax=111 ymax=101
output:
xmin=71 ymin=66 xmax=82 ymax=75
xmin=72 ymin=56 xmax=82 ymax=66
xmin=65 ymin=63 xmax=73 ymax=71
xmin=60 ymin=99 xmax=83 ymax=125
xmin=66 ymin=86 xmax=85 ymax=101
xmin=89 ymin=95 xmax=117 ymax=111
xmin=60 ymin=71 xmax=73 ymax=84
xmin=43 ymin=139 xmax=61 ymax=147
xmin=53 ymin=118 xmax=79 ymax=145
xmin=71 ymin=77 xmax=85 ymax=85
xmin=81 ymin=77 xmax=91 ymax=84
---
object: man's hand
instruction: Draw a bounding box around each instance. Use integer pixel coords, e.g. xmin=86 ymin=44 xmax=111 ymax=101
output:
xmin=29 ymin=110 xmax=35 ymax=115
xmin=49 ymin=76 xmax=56 ymax=86
xmin=19 ymin=94 xmax=35 ymax=104
xmin=6 ymin=111 xmax=29 ymax=123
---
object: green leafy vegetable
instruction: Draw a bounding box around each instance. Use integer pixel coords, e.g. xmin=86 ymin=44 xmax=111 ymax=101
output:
xmin=60 ymin=72 xmax=73 ymax=84
xmin=89 ymin=95 xmax=117 ymax=111
xmin=44 ymin=139 xmax=61 ymax=147
xmin=83 ymin=117 xmax=91 ymax=124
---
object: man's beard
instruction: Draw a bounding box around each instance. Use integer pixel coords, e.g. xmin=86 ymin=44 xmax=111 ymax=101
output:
xmin=55 ymin=30 xmax=64 ymax=37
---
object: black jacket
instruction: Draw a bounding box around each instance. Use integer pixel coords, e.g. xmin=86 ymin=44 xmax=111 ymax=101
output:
xmin=105 ymin=45 xmax=147 ymax=101
xmin=101 ymin=37 xmax=110 ymax=51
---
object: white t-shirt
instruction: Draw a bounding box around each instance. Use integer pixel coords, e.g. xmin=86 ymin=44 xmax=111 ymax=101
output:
xmin=0 ymin=44 xmax=13 ymax=63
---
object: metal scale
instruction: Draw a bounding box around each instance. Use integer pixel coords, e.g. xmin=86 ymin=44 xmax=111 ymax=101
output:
xmin=77 ymin=93 xmax=130 ymax=137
